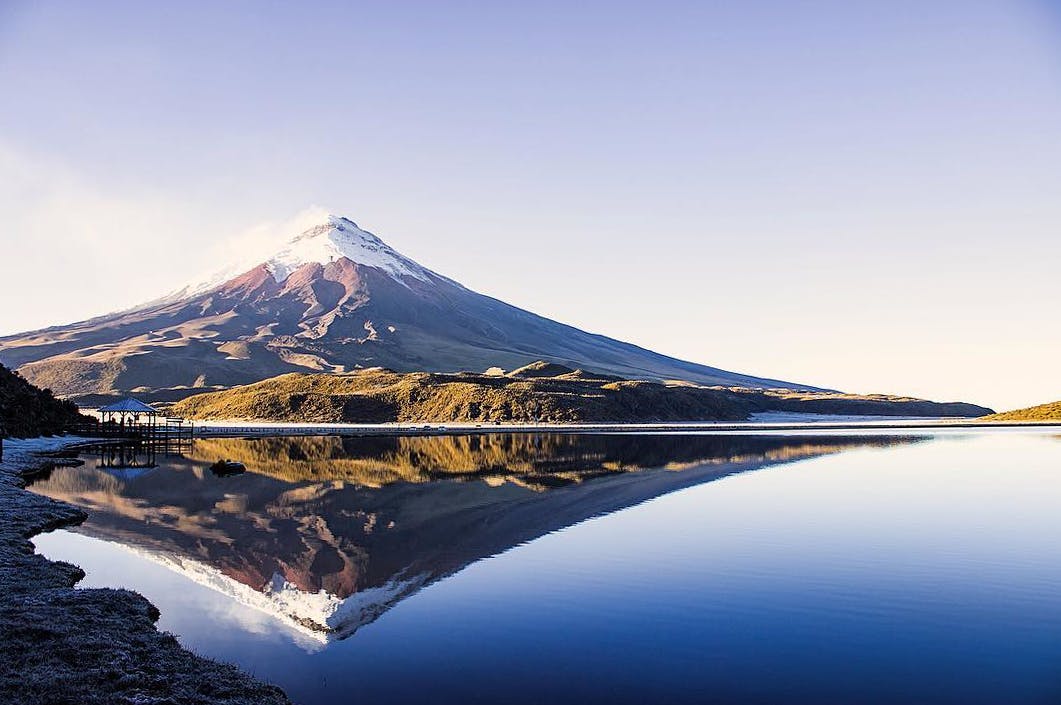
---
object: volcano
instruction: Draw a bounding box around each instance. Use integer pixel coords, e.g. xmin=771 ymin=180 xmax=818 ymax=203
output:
xmin=0 ymin=215 xmax=815 ymax=399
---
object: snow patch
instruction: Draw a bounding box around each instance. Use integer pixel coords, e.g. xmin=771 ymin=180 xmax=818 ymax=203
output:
xmin=749 ymin=412 xmax=940 ymax=424
xmin=148 ymin=214 xmax=441 ymax=305
xmin=265 ymin=215 xmax=433 ymax=285
xmin=1 ymin=436 xmax=97 ymax=457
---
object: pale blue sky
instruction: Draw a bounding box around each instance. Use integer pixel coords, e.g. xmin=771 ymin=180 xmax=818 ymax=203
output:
xmin=1 ymin=1 xmax=1058 ymax=410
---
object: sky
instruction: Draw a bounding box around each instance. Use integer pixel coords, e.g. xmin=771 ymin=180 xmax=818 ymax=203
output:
xmin=0 ymin=0 xmax=1058 ymax=411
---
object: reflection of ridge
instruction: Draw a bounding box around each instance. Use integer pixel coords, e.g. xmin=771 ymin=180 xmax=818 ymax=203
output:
xmin=29 ymin=433 xmax=922 ymax=643
xmin=185 ymin=434 xmax=905 ymax=489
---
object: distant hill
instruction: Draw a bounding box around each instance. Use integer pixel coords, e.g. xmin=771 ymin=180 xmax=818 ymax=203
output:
xmin=169 ymin=364 xmax=992 ymax=424
xmin=980 ymin=401 xmax=1061 ymax=422
xmin=0 ymin=364 xmax=86 ymax=437
xmin=0 ymin=215 xmax=818 ymax=399
xmin=170 ymin=367 xmax=753 ymax=423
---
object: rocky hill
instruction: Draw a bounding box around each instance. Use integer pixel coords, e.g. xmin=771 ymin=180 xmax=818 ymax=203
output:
xmin=169 ymin=364 xmax=992 ymax=423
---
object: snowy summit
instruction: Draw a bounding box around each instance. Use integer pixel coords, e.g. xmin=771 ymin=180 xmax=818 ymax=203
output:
xmin=265 ymin=215 xmax=433 ymax=284
xmin=166 ymin=214 xmax=436 ymax=302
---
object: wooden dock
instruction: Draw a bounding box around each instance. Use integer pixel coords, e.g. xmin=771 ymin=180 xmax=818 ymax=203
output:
xmin=68 ymin=417 xmax=193 ymax=439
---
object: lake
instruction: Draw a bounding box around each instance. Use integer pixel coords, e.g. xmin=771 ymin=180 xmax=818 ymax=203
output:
xmin=29 ymin=429 xmax=1061 ymax=704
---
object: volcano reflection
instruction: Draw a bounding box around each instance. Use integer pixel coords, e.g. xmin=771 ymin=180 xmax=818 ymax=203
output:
xmin=30 ymin=433 xmax=916 ymax=642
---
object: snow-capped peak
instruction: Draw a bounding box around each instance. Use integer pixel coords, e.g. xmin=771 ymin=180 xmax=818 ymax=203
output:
xmin=264 ymin=215 xmax=433 ymax=284
xmin=147 ymin=213 xmax=440 ymax=307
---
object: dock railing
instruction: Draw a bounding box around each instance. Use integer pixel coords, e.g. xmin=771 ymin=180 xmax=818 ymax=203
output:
xmin=65 ymin=417 xmax=195 ymax=453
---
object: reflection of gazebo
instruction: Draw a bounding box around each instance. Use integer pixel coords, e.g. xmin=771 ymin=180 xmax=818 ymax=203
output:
xmin=98 ymin=398 xmax=160 ymax=432
xmin=96 ymin=442 xmax=158 ymax=472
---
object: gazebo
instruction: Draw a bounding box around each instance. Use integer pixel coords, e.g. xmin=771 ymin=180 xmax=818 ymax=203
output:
xmin=98 ymin=398 xmax=160 ymax=432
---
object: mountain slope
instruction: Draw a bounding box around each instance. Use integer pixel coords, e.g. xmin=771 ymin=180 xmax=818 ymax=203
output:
xmin=980 ymin=400 xmax=1061 ymax=421
xmin=0 ymin=215 xmax=813 ymax=399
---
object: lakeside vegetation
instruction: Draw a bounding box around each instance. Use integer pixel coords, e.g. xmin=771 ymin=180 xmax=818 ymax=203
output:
xmin=0 ymin=364 xmax=86 ymax=437
xmin=981 ymin=401 xmax=1061 ymax=422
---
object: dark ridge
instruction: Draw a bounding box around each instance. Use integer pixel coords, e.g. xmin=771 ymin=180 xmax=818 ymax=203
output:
xmin=0 ymin=364 xmax=87 ymax=438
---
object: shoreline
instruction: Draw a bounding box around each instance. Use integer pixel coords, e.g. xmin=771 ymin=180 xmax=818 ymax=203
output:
xmin=186 ymin=417 xmax=1061 ymax=438
xmin=0 ymin=435 xmax=290 ymax=705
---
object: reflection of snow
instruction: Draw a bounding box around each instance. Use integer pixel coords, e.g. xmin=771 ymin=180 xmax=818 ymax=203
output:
xmin=114 ymin=541 xmax=427 ymax=647
xmin=325 ymin=572 xmax=431 ymax=635
xmin=200 ymin=591 xmax=316 ymax=647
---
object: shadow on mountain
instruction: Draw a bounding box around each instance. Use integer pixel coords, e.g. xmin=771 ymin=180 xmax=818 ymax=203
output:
xmin=28 ymin=433 xmax=921 ymax=643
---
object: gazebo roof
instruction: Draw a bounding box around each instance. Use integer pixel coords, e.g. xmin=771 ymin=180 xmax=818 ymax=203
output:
xmin=98 ymin=398 xmax=159 ymax=414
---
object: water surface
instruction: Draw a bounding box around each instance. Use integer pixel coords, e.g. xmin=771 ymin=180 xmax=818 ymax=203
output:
xmin=30 ymin=430 xmax=1061 ymax=704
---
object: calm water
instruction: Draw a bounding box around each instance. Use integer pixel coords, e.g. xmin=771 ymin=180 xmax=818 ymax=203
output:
xmin=29 ymin=430 xmax=1061 ymax=705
